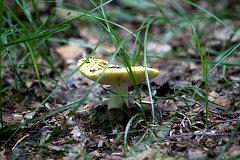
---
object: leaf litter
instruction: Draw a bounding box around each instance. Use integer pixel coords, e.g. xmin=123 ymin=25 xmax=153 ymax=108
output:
xmin=1 ymin=1 xmax=240 ymax=159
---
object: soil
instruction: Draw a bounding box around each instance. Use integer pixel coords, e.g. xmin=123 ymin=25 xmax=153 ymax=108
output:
xmin=1 ymin=1 xmax=240 ymax=159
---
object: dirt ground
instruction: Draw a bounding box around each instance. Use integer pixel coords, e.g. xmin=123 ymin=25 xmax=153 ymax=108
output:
xmin=0 ymin=1 xmax=240 ymax=159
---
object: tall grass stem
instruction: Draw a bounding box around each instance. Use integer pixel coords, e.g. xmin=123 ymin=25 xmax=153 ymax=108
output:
xmin=0 ymin=0 xmax=4 ymax=127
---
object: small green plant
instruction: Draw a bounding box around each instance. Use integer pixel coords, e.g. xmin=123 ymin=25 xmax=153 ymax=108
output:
xmin=191 ymin=23 xmax=210 ymax=121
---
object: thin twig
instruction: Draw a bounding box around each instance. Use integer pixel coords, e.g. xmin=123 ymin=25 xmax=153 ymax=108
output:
xmin=12 ymin=134 xmax=29 ymax=151
xmin=166 ymin=131 xmax=240 ymax=138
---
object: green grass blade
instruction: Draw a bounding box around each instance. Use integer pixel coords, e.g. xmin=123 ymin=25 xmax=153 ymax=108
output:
xmin=218 ymin=121 xmax=240 ymax=159
xmin=1 ymin=24 xmax=69 ymax=50
xmin=0 ymin=0 xmax=4 ymax=127
xmin=132 ymin=46 xmax=142 ymax=66
xmin=182 ymin=0 xmax=240 ymax=37
xmin=143 ymin=18 xmax=157 ymax=124
xmin=15 ymin=0 xmax=36 ymax=29
xmin=31 ymin=0 xmax=42 ymax=24
xmin=124 ymin=113 xmax=140 ymax=152
xmin=26 ymin=41 xmax=43 ymax=98
xmin=91 ymin=0 xmax=143 ymax=103
xmin=208 ymin=41 xmax=240 ymax=76
xmin=191 ymin=21 xmax=209 ymax=120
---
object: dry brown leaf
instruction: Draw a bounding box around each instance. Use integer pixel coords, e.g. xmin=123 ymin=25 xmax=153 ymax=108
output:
xmin=208 ymin=91 xmax=219 ymax=101
xmin=147 ymin=41 xmax=172 ymax=53
xmin=189 ymin=62 xmax=199 ymax=71
xmin=126 ymin=148 xmax=174 ymax=160
xmin=96 ymin=43 xmax=116 ymax=54
xmin=79 ymin=27 xmax=99 ymax=44
xmin=2 ymin=113 xmax=23 ymax=125
xmin=214 ymin=27 xmax=240 ymax=42
xmin=188 ymin=149 xmax=207 ymax=159
xmin=55 ymin=43 xmax=85 ymax=59
xmin=214 ymin=96 xmax=231 ymax=107
xmin=208 ymin=91 xmax=231 ymax=107
xmin=0 ymin=149 xmax=7 ymax=160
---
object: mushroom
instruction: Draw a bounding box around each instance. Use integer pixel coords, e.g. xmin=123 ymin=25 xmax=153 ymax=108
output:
xmin=77 ymin=58 xmax=159 ymax=109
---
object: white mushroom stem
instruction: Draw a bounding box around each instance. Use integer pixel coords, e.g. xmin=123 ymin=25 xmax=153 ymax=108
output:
xmin=108 ymin=83 xmax=129 ymax=109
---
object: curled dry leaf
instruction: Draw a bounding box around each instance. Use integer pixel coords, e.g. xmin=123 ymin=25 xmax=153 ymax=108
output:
xmin=55 ymin=40 xmax=85 ymax=59
xmin=214 ymin=96 xmax=231 ymax=107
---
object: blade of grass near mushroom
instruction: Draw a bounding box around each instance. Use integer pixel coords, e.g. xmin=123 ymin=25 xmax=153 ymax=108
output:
xmin=77 ymin=58 xmax=159 ymax=109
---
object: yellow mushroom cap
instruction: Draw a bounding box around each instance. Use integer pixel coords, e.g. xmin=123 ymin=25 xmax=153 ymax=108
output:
xmin=77 ymin=58 xmax=159 ymax=85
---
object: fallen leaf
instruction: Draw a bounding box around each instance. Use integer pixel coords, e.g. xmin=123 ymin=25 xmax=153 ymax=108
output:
xmin=214 ymin=96 xmax=231 ymax=107
xmin=70 ymin=126 xmax=86 ymax=142
xmin=96 ymin=43 xmax=116 ymax=54
xmin=188 ymin=149 xmax=207 ymax=159
xmin=55 ymin=40 xmax=85 ymax=59
xmin=126 ymin=148 xmax=174 ymax=160
xmin=2 ymin=113 xmax=23 ymax=125
xmin=208 ymin=91 xmax=219 ymax=101
xmin=214 ymin=27 xmax=240 ymax=42
xmin=147 ymin=41 xmax=172 ymax=53
xmin=0 ymin=149 xmax=7 ymax=160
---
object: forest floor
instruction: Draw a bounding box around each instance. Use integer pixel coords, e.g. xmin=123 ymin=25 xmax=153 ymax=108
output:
xmin=0 ymin=1 xmax=240 ymax=159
